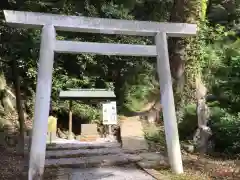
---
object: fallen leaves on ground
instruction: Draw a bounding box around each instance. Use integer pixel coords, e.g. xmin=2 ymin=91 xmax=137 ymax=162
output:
xmin=157 ymin=153 xmax=240 ymax=180
xmin=1 ymin=141 xmax=239 ymax=180
xmin=0 ymin=146 xmax=26 ymax=180
xmin=0 ymin=146 xmax=70 ymax=180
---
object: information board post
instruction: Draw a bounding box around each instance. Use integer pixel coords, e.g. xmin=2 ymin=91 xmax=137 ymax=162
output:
xmin=102 ymin=101 xmax=117 ymax=138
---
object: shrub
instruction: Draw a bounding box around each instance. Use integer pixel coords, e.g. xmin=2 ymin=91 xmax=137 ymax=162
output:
xmin=143 ymin=124 xmax=166 ymax=152
xmin=179 ymin=103 xmax=240 ymax=155
xmin=178 ymin=104 xmax=198 ymax=140
xmin=209 ymin=107 xmax=240 ymax=154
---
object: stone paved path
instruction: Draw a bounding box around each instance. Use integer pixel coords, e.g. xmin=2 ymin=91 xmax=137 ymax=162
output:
xmin=71 ymin=166 xmax=155 ymax=180
xmin=51 ymin=165 xmax=155 ymax=180
xmin=42 ymin=118 xmax=160 ymax=180
xmin=120 ymin=117 xmax=148 ymax=151
xmin=43 ymin=139 xmax=157 ymax=180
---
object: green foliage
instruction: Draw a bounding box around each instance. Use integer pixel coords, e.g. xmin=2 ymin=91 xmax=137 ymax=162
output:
xmin=208 ymin=0 xmax=240 ymax=27
xmin=144 ymin=126 xmax=165 ymax=144
xmin=144 ymin=124 xmax=166 ymax=151
xmin=122 ymin=62 xmax=158 ymax=111
xmin=179 ymin=103 xmax=240 ymax=154
xmin=210 ymin=107 xmax=240 ymax=154
xmin=179 ymin=19 xmax=240 ymax=155
xmin=202 ymin=26 xmax=240 ymax=113
xmin=1 ymin=0 xmax=168 ymax=123
xmin=178 ymin=104 xmax=198 ymax=140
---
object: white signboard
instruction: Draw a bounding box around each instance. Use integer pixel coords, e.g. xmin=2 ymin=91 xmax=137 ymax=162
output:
xmin=102 ymin=101 xmax=117 ymax=125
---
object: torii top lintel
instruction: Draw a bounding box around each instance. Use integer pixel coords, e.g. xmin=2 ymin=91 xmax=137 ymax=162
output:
xmin=3 ymin=10 xmax=197 ymax=37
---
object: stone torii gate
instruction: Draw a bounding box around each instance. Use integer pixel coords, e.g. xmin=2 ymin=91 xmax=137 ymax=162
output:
xmin=3 ymin=10 xmax=197 ymax=179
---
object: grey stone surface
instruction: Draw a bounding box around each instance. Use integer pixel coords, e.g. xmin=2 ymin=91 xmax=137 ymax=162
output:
xmin=59 ymin=89 xmax=116 ymax=100
xmin=137 ymin=160 xmax=160 ymax=169
xmin=55 ymin=41 xmax=157 ymax=57
xmin=52 ymin=166 xmax=155 ymax=180
xmin=46 ymin=139 xmax=120 ymax=150
xmin=4 ymin=10 xmax=197 ymax=37
xmin=182 ymin=143 xmax=195 ymax=153
xmin=45 ymin=154 xmax=142 ymax=168
xmin=28 ymin=24 xmax=56 ymax=180
xmin=46 ymin=147 xmax=123 ymax=158
xmin=137 ymin=152 xmax=169 ymax=169
xmin=155 ymin=32 xmax=183 ymax=173
xmin=81 ymin=124 xmax=98 ymax=135
xmin=139 ymin=152 xmax=165 ymax=161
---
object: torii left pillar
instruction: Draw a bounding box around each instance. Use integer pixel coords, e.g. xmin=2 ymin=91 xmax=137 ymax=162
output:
xmin=28 ymin=25 xmax=55 ymax=180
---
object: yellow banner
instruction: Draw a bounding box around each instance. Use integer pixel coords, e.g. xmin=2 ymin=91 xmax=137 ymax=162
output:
xmin=48 ymin=116 xmax=57 ymax=133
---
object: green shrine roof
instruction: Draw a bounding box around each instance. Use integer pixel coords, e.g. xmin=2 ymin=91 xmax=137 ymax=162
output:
xmin=59 ymin=89 xmax=116 ymax=100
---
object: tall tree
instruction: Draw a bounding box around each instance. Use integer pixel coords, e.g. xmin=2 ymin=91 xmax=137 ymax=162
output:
xmin=12 ymin=59 xmax=25 ymax=154
xmin=168 ymin=0 xmax=208 ymax=116
xmin=169 ymin=0 xmax=211 ymax=152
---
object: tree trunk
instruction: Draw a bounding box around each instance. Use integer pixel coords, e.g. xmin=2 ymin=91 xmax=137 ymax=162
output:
xmin=12 ymin=59 xmax=25 ymax=154
xmin=169 ymin=0 xmax=204 ymax=107
xmin=193 ymin=76 xmax=212 ymax=154
xmin=169 ymin=0 xmax=212 ymax=153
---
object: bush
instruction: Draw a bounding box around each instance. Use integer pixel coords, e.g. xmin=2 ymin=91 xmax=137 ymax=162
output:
xmin=210 ymin=107 xmax=240 ymax=154
xmin=178 ymin=104 xmax=198 ymax=140
xmin=143 ymin=124 xmax=166 ymax=152
xmin=178 ymin=103 xmax=240 ymax=155
xmin=179 ymin=104 xmax=240 ymax=154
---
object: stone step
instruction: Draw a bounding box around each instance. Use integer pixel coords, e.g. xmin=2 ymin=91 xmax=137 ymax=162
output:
xmin=24 ymin=136 xmax=120 ymax=150
xmin=46 ymin=147 xmax=123 ymax=159
xmin=45 ymin=154 xmax=142 ymax=169
xmin=77 ymin=137 xmax=98 ymax=142
xmin=76 ymin=136 xmax=99 ymax=142
xmin=46 ymin=142 xmax=120 ymax=151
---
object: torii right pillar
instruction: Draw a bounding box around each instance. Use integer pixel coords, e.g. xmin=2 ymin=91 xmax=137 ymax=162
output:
xmin=155 ymin=32 xmax=183 ymax=174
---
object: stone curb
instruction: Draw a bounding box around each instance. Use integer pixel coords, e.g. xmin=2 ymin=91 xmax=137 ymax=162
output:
xmin=45 ymin=154 xmax=142 ymax=169
xmin=136 ymin=162 xmax=170 ymax=180
xmin=46 ymin=142 xmax=121 ymax=151
xmin=45 ymin=148 xmax=123 ymax=159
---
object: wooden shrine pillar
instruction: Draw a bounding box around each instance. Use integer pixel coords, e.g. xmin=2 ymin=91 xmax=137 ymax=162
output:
xmin=68 ymin=100 xmax=73 ymax=140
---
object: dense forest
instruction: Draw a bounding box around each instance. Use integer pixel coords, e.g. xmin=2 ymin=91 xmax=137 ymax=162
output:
xmin=0 ymin=0 xmax=240 ymax=156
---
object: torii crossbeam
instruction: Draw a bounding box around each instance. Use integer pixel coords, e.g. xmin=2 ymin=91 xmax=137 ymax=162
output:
xmin=4 ymin=10 xmax=197 ymax=179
